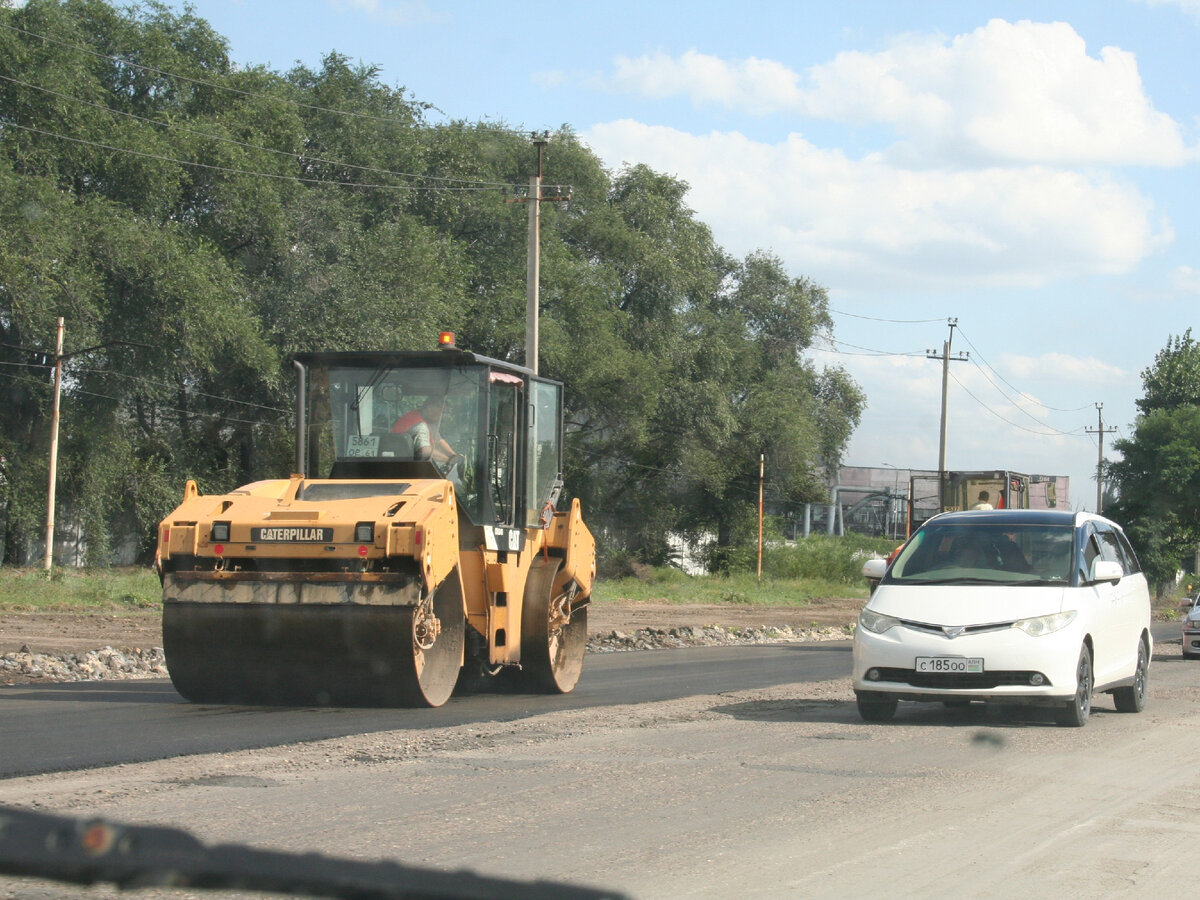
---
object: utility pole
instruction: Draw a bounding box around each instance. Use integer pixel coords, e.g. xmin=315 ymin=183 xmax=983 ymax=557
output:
xmin=926 ymin=318 xmax=968 ymax=512
xmin=756 ymin=453 xmax=764 ymax=581
xmin=30 ymin=320 xmax=148 ymax=572
xmin=1085 ymin=403 xmax=1117 ymax=513
xmin=505 ymin=132 xmax=570 ymax=375
xmin=44 ymin=317 xmax=64 ymax=571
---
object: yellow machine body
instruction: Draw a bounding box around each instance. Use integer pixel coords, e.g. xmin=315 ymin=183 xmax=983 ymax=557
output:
xmin=156 ymin=347 xmax=595 ymax=707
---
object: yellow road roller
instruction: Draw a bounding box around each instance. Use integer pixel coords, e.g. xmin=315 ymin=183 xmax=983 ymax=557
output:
xmin=155 ymin=336 xmax=595 ymax=707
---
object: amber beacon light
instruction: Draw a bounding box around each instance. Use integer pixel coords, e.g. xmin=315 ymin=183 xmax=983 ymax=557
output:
xmin=437 ymin=331 xmax=456 ymax=349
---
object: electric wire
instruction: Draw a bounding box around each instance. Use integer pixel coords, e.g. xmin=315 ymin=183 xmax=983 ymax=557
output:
xmin=829 ymin=307 xmax=945 ymax=325
xmin=956 ymin=327 xmax=1096 ymax=414
xmin=5 ymin=121 xmax=516 ymax=192
xmin=962 ymin=355 xmax=1079 ymax=431
xmin=0 ymin=355 xmax=287 ymax=414
xmin=0 ymin=19 xmax=537 ymax=136
xmin=74 ymin=367 xmax=288 ymax=413
xmin=948 ymin=369 xmax=1087 ymax=438
xmin=0 ymin=72 xmax=523 ymax=190
xmin=574 ymin=446 xmax=800 ymax=505
xmin=0 ymin=368 xmax=280 ymax=428
xmin=821 ymin=337 xmax=926 ymax=358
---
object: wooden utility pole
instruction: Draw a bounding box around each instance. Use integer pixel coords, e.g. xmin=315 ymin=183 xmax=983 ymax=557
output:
xmin=44 ymin=317 xmax=64 ymax=571
xmin=926 ymin=318 xmax=968 ymax=512
xmin=1085 ymin=403 xmax=1117 ymax=513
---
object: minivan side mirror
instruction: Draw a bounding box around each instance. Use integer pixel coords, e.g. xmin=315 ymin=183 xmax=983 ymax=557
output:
xmin=862 ymin=557 xmax=888 ymax=595
xmin=862 ymin=557 xmax=889 ymax=580
xmin=1091 ymin=559 xmax=1123 ymax=585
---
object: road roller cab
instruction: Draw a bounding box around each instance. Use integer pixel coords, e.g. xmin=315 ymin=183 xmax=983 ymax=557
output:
xmin=156 ymin=338 xmax=595 ymax=707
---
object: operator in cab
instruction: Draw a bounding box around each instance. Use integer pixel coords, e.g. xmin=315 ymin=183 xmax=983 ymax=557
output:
xmin=392 ymin=396 xmax=460 ymax=469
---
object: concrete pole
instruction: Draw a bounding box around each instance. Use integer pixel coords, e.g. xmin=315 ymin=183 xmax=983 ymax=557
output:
xmin=756 ymin=453 xmax=764 ymax=580
xmin=44 ymin=317 xmax=64 ymax=571
xmin=525 ymin=172 xmax=540 ymax=374
xmin=927 ymin=318 xmax=963 ymax=512
xmin=1086 ymin=403 xmax=1116 ymax=513
xmin=524 ymin=135 xmax=547 ymax=375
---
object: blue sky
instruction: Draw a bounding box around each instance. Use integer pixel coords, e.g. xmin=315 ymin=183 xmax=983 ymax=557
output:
xmin=161 ymin=0 xmax=1199 ymax=511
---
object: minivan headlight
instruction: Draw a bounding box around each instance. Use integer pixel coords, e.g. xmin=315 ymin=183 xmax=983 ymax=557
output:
xmin=1013 ymin=610 xmax=1077 ymax=637
xmin=859 ymin=608 xmax=901 ymax=634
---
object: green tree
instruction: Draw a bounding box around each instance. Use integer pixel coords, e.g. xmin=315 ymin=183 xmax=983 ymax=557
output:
xmin=1108 ymin=331 xmax=1200 ymax=593
xmin=0 ymin=0 xmax=868 ymax=570
xmin=1137 ymin=329 xmax=1200 ymax=415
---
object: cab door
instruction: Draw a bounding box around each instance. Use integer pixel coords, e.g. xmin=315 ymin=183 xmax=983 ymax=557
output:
xmin=481 ymin=371 xmax=526 ymax=552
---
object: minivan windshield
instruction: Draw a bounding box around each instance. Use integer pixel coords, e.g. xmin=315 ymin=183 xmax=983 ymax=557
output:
xmin=888 ymin=522 xmax=1074 ymax=585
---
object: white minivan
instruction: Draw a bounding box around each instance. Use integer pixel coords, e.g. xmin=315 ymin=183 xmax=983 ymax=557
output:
xmin=854 ymin=510 xmax=1151 ymax=727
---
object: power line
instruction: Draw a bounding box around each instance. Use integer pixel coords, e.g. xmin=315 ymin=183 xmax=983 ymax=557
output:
xmin=829 ymin=307 xmax=945 ymax=325
xmin=73 ymin=367 xmax=288 ymax=413
xmin=949 ymin=369 xmax=1087 ymax=438
xmin=575 ymin=446 xmax=802 ymax=505
xmin=0 ymin=72 xmax=521 ymax=190
xmin=1 ymin=362 xmax=288 ymax=417
xmin=963 ymin=356 xmax=1081 ymax=432
xmin=4 ymin=121 xmax=521 ymax=192
xmin=0 ymin=19 xmax=537 ymax=135
xmin=0 ymin=368 xmax=278 ymax=428
xmin=956 ymin=327 xmax=1095 ymax=414
xmin=822 ymin=337 xmax=926 ymax=357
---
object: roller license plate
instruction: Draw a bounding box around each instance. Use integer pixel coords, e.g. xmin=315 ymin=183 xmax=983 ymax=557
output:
xmin=915 ymin=656 xmax=984 ymax=674
xmin=344 ymin=435 xmax=380 ymax=457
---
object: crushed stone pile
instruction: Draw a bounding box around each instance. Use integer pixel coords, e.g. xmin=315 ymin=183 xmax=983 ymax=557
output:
xmin=1 ymin=645 xmax=167 ymax=683
xmin=1 ymin=623 xmax=854 ymax=684
xmin=587 ymin=623 xmax=854 ymax=653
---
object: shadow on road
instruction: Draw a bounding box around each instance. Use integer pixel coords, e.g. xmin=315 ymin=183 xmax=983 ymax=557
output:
xmin=711 ymin=693 xmax=1128 ymax=734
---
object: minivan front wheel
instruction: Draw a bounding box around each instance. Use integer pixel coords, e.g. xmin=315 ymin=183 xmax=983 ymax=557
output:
xmin=856 ymin=691 xmax=898 ymax=722
xmin=1055 ymin=645 xmax=1093 ymax=727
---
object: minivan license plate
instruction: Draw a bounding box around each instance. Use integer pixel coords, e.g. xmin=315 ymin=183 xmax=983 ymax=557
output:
xmin=915 ymin=656 xmax=983 ymax=673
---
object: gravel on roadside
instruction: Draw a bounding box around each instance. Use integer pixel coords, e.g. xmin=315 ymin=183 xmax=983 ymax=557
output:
xmin=0 ymin=622 xmax=854 ymax=685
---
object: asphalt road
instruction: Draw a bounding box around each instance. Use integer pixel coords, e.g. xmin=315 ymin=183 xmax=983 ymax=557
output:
xmin=0 ymin=641 xmax=851 ymax=778
xmin=0 ymin=621 xmax=1191 ymax=900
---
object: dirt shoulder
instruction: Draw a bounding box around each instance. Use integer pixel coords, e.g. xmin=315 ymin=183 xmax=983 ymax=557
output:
xmin=0 ymin=596 xmax=864 ymax=658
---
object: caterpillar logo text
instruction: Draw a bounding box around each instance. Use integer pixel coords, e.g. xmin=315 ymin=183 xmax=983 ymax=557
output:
xmin=250 ymin=527 xmax=334 ymax=542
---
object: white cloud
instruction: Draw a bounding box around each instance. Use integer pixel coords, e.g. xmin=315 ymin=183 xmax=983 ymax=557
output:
xmin=532 ymin=69 xmax=567 ymax=89
xmin=327 ymin=0 xmax=448 ymax=26
xmin=998 ymin=352 xmax=1128 ymax=385
xmin=611 ymin=50 xmax=804 ymax=116
xmin=603 ymin=20 xmax=1196 ymax=167
xmin=1170 ymin=265 xmax=1200 ymax=294
xmin=583 ymin=120 xmax=1171 ymax=290
xmin=1138 ymin=0 xmax=1200 ymax=21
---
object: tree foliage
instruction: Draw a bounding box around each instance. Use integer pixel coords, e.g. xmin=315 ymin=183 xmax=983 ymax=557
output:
xmin=1108 ymin=331 xmax=1200 ymax=591
xmin=0 ymin=0 xmax=863 ymax=569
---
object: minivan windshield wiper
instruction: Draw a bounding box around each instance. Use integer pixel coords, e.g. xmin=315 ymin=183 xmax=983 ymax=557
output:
xmin=895 ymin=575 xmax=1064 ymax=587
xmin=895 ymin=576 xmax=1015 ymax=586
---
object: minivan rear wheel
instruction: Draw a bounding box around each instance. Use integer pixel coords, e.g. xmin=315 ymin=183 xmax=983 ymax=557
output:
xmin=1112 ymin=638 xmax=1148 ymax=713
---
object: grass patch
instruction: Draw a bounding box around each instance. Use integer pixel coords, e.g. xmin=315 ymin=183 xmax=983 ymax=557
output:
xmin=0 ymin=568 xmax=161 ymax=613
xmin=593 ymin=534 xmax=889 ymax=607
xmin=592 ymin=572 xmax=866 ymax=607
xmin=1 ymin=532 xmax=890 ymax=613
